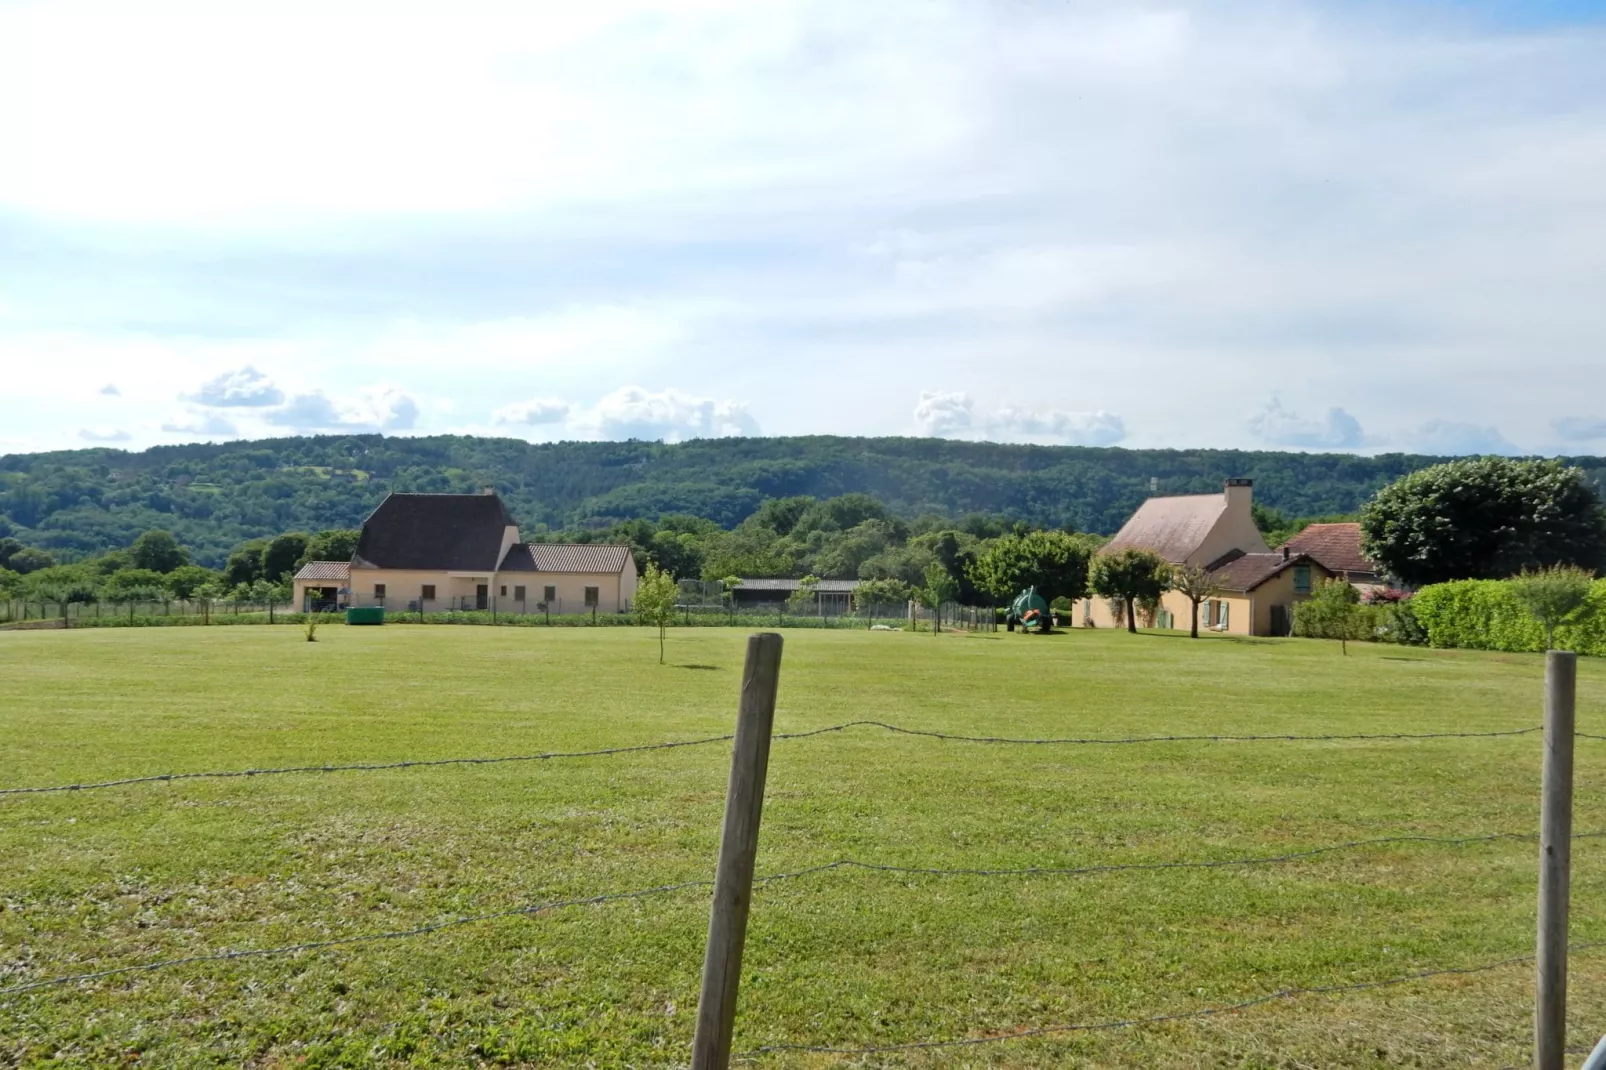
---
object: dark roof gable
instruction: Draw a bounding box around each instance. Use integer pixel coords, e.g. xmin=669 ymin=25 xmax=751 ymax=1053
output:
xmin=353 ymin=493 xmax=514 ymax=571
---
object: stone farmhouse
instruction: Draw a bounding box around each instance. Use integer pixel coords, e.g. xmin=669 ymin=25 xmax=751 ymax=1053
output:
xmin=292 ymin=492 xmax=638 ymax=615
xmin=1073 ymin=479 xmax=1381 ymax=637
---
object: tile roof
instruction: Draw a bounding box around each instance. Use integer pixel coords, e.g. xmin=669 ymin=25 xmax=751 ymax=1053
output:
xmin=1279 ymin=523 xmax=1378 ymax=575
xmin=352 ymin=493 xmax=515 ymax=571
xmin=1100 ymin=493 xmax=1226 ymax=563
xmin=1207 ymin=551 xmax=1318 ymax=592
xmin=500 ymin=543 xmax=635 ymax=573
xmin=732 ymin=578 xmax=861 ymax=593
xmin=293 ymin=560 xmax=350 ymax=582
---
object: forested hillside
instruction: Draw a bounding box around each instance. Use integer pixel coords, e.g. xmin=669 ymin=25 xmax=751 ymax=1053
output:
xmin=3 ymin=434 xmax=1601 ymax=566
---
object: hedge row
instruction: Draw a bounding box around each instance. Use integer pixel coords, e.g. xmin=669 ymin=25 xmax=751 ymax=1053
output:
xmin=1411 ymin=579 xmax=1606 ymax=656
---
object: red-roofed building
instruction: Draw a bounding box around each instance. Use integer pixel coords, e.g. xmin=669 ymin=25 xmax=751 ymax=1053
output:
xmin=1074 ymin=479 xmax=1332 ymax=636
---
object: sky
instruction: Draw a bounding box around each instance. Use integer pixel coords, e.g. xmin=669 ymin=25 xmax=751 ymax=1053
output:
xmin=2 ymin=0 xmax=1605 ymax=457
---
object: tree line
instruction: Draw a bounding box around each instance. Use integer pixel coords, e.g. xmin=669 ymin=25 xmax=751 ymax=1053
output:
xmin=11 ymin=432 xmax=1597 ymax=567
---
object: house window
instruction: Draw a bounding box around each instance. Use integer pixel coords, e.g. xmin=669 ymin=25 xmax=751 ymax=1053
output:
xmin=499 ymin=585 xmax=507 ymax=597
xmin=421 ymin=584 xmax=436 ymax=601
xmin=373 ymin=584 xmax=386 ymax=601
xmin=584 ymin=586 xmax=599 ymax=607
xmin=514 ymin=586 xmax=526 ymax=601
xmin=1293 ymin=566 xmax=1312 ymax=594
xmin=544 ymin=585 xmax=557 ymax=603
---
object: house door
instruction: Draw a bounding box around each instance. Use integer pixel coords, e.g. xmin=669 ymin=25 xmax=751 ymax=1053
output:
xmin=476 ymin=584 xmax=488 ymax=611
xmin=1270 ymin=604 xmax=1290 ymax=637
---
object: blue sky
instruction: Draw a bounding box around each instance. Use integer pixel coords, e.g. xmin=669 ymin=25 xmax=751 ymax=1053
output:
xmin=2 ymin=0 xmax=1604 ymax=456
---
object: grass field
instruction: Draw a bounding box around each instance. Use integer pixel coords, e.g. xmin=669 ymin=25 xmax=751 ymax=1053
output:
xmin=1 ymin=625 xmax=1604 ymax=1068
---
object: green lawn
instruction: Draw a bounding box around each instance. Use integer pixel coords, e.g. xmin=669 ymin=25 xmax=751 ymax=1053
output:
xmin=1 ymin=625 xmax=1603 ymax=1068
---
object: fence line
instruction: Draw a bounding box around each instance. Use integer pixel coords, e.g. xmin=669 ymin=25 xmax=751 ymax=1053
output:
xmin=4 ymin=827 xmax=1598 ymax=999
xmin=739 ymin=940 xmax=1606 ymax=1059
xmin=1 ymin=720 xmax=1576 ymax=798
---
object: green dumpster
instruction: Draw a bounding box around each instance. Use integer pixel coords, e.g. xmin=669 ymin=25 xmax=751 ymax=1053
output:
xmin=345 ymin=607 xmax=385 ymax=625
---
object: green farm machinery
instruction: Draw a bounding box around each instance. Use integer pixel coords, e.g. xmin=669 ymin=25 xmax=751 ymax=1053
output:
xmin=1007 ymin=586 xmax=1051 ymax=633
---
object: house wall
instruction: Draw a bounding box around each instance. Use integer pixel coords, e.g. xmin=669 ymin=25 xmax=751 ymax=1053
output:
xmin=1244 ymin=562 xmax=1333 ymax=636
xmin=513 ymin=569 xmax=633 ymax=614
xmin=346 ymin=568 xmax=496 ymax=610
xmin=293 ymin=579 xmax=345 ymax=610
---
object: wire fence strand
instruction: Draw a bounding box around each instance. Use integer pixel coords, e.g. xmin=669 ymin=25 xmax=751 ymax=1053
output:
xmin=5 ymin=828 xmax=1596 ymax=999
xmin=739 ymin=940 xmax=1606 ymax=1058
xmin=1 ymin=720 xmax=1576 ymax=798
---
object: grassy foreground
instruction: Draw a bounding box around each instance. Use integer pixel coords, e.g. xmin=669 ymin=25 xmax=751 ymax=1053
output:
xmin=1 ymin=625 xmax=1603 ymax=1068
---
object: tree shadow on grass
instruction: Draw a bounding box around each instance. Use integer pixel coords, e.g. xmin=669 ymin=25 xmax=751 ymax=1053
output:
xmin=676 ymin=664 xmax=722 ymax=671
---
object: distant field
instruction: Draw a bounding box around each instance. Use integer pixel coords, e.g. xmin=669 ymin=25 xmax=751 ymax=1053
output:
xmin=1 ymin=626 xmax=1603 ymax=1068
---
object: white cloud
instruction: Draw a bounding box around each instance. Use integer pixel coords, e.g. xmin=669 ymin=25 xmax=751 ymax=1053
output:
xmin=913 ymin=390 xmax=975 ymax=437
xmin=1554 ymin=417 xmax=1606 ymax=443
xmin=1412 ymin=419 xmax=1517 ymax=456
xmin=915 ymin=391 xmax=1126 ymax=446
xmin=569 ymin=386 xmax=758 ymax=442
xmin=188 ymin=365 xmax=284 ymax=408
xmin=161 ymin=412 xmax=238 ymax=437
xmin=77 ymin=427 xmax=130 ymax=443
xmin=492 ymin=397 xmax=571 ymax=426
xmin=263 ymin=387 xmax=419 ymax=432
xmin=99 ymin=384 xmax=120 ymax=396
xmin=1247 ymin=397 xmax=1367 ymax=449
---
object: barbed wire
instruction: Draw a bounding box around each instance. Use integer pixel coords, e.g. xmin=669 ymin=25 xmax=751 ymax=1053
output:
xmin=0 ymin=720 xmax=1569 ymax=798
xmin=4 ymin=827 xmax=1595 ymax=999
xmin=739 ymin=940 xmax=1606 ymax=1058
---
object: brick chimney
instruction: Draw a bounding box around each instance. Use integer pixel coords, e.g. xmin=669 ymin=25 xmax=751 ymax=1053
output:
xmin=1223 ymin=478 xmax=1253 ymax=518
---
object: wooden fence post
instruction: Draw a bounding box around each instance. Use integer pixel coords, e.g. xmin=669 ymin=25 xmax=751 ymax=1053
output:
xmin=1536 ymin=649 xmax=1576 ymax=1070
xmin=691 ymin=632 xmax=784 ymax=1070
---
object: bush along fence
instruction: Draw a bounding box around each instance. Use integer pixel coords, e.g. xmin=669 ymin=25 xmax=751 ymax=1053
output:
xmin=4 ymin=640 xmax=1604 ymax=1064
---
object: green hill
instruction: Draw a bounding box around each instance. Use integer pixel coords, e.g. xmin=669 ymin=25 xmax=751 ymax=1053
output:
xmin=3 ymin=434 xmax=1601 ymax=566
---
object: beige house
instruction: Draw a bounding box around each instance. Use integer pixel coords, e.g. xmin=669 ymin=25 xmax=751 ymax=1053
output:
xmin=1073 ymin=479 xmax=1330 ymax=636
xmin=291 ymin=492 xmax=638 ymax=615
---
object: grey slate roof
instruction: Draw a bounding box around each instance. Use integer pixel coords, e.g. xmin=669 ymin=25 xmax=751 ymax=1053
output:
xmin=500 ymin=543 xmax=635 ymax=573
xmin=352 ymin=493 xmax=514 ymax=571
xmin=1100 ymin=493 xmax=1225 ymax=563
xmin=293 ymin=560 xmax=350 ymax=582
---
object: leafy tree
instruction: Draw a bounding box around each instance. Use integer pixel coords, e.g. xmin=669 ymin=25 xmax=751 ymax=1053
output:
xmin=22 ymin=564 xmax=99 ymax=604
xmin=130 ymin=529 xmax=189 ymax=573
xmin=102 ymin=568 xmax=169 ymax=607
xmin=92 ymin=549 xmax=134 ymax=576
xmin=0 ymin=537 xmax=22 ymax=570
xmin=853 ymin=578 xmax=910 ymax=620
xmin=1361 ymin=458 xmax=1606 ymax=587
xmin=1090 ymin=549 xmax=1172 ymax=634
xmin=223 ymin=539 xmax=268 ymax=588
xmin=165 ymin=565 xmax=218 ymax=601
xmin=969 ymin=531 xmax=1094 ymax=607
xmin=0 ymin=568 xmax=22 ymax=599
xmin=300 ymin=529 xmax=360 ymax=565
xmin=786 ymin=575 xmax=821 ymax=614
xmin=1294 ymin=578 xmax=1370 ymax=654
xmin=8 ymin=547 xmax=55 ymax=575
xmin=1509 ymin=565 xmax=1598 ymax=651
xmin=1169 ymin=563 xmax=1222 ymax=638
xmin=634 ymin=563 xmax=679 ymax=664
xmin=261 ymin=533 xmax=311 ymax=582
xmin=919 ymin=561 xmax=959 ymax=633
